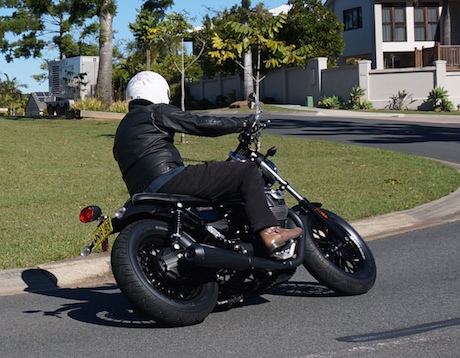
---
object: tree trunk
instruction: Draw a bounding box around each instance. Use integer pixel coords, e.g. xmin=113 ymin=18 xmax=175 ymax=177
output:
xmin=242 ymin=0 xmax=254 ymax=100
xmin=243 ymin=45 xmax=254 ymax=99
xmin=180 ymin=38 xmax=186 ymax=111
xmin=442 ymin=0 xmax=451 ymax=45
xmin=97 ymin=0 xmax=114 ymax=108
xmin=180 ymin=38 xmax=185 ymax=143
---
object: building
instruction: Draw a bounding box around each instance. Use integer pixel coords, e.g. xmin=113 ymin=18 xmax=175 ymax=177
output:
xmin=48 ymin=56 xmax=99 ymax=101
xmin=324 ymin=0 xmax=460 ymax=69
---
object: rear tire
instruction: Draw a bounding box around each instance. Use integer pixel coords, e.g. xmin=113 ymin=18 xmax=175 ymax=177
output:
xmin=301 ymin=209 xmax=376 ymax=295
xmin=111 ymin=219 xmax=218 ymax=326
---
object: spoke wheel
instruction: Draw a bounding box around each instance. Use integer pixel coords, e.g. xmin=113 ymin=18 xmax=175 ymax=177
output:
xmin=111 ymin=220 xmax=218 ymax=326
xmin=302 ymin=210 xmax=376 ymax=295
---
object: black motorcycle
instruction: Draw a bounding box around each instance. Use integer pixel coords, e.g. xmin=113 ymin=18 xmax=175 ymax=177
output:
xmin=79 ymin=94 xmax=376 ymax=326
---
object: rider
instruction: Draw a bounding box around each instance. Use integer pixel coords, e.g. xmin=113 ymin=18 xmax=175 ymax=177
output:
xmin=113 ymin=71 xmax=302 ymax=256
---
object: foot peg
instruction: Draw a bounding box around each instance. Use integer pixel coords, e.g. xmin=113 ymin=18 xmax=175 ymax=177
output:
xmin=270 ymin=239 xmax=297 ymax=260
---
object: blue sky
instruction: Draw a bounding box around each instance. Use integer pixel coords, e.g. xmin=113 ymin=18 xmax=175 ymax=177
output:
xmin=0 ymin=0 xmax=288 ymax=93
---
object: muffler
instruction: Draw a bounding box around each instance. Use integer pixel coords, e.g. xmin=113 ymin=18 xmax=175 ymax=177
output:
xmin=184 ymin=243 xmax=301 ymax=271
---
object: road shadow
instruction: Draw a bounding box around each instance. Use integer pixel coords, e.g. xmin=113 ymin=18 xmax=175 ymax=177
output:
xmin=337 ymin=317 xmax=460 ymax=342
xmin=269 ymin=281 xmax=339 ymax=298
xmin=265 ymin=116 xmax=460 ymax=146
xmin=21 ymin=268 xmax=161 ymax=328
xmin=21 ymin=269 xmax=336 ymax=328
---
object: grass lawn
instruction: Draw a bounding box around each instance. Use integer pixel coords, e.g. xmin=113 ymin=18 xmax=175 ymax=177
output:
xmin=1 ymin=116 xmax=459 ymax=270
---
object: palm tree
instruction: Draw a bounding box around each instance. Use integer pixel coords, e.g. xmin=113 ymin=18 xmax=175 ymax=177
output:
xmin=96 ymin=0 xmax=115 ymax=108
xmin=441 ymin=0 xmax=451 ymax=45
xmin=0 ymin=73 xmax=28 ymax=115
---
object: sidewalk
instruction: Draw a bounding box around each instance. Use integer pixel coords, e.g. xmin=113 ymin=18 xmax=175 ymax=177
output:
xmin=1 ymin=108 xmax=459 ymax=297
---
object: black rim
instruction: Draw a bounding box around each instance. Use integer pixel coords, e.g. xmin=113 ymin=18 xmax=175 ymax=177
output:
xmin=310 ymin=220 xmax=364 ymax=274
xmin=136 ymin=238 xmax=204 ymax=301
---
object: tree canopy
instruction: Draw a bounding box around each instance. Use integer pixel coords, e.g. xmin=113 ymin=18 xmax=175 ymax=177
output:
xmin=0 ymin=0 xmax=99 ymax=62
xmin=209 ymin=2 xmax=311 ymax=98
xmin=278 ymin=0 xmax=344 ymax=66
xmin=0 ymin=72 xmax=27 ymax=114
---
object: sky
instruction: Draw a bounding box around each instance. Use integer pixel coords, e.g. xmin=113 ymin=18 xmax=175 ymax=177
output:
xmin=0 ymin=0 xmax=288 ymax=93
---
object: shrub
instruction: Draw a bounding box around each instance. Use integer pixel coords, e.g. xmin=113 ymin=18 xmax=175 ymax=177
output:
xmin=360 ymin=99 xmax=373 ymax=110
xmin=70 ymin=98 xmax=128 ymax=113
xmin=197 ymin=98 xmax=213 ymax=109
xmin=386 ymin=90 xmax=416 ymax=110
xmin=216 ymin=94 xmax=227 ymax=107
xmin=347 ymin=86 xmax=365 ymax=109
xmin=261 ymin=96 xmax=277 ymax=104
xmin=109 ymin=101 xmax=128 ymax=113
xmin=71 ymin=98 xmax=128 ymax=113
xmin=427 ymin=86 xmax=454 ymax=112
xmin=318 ymin=95 xmax=343 ymax=109
xmin=71 ymin=98 xmax=106 ymax=111
xmin=344 ymin=86 xmax=373 ymax=110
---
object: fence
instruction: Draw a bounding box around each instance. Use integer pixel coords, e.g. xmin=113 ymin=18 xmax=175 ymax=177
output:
xmin=187 ymin=58 xmax=460 ymax=110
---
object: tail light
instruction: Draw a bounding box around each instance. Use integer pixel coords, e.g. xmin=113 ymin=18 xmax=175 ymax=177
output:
xmin=79 ymin=206 xmax=102 ymax=223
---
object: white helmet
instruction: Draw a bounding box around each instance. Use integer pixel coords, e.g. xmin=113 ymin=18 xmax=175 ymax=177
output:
xmin=126 ymin=71 xmax=170 ymax=104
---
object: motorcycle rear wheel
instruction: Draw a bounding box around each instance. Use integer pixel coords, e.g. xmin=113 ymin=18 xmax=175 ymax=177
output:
xmin=111 ymin=219 xmax=218 ymax=326
xmin=301 ymin=209 xmax=376 ymax=295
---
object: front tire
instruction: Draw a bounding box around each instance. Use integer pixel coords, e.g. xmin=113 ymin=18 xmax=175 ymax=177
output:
xmin=111 ymin=219 xmax=218 ymax=326
xmin=301 ymin=209 xmax=376 ymax=295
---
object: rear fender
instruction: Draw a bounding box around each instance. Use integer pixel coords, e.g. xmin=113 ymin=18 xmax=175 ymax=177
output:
xmin=111 ymin=203 xmax=171 ymax=233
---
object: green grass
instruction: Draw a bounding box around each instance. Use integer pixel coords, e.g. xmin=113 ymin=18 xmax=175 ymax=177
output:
xmin=1 ymin=117 xmax=459 ymax=270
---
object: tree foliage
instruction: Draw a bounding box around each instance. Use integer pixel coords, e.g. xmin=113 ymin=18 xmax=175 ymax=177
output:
xmin=129 ymin=0 xmax=173 ymax=66
xmin=0 ymin=0 xmax=99 ymax=62
xmin=125 ymin=3 xmax=207 ymax=108
xmin=0 ymin=72 xmax=27 ymax=114
xmin=278 ymin=0 xmax=344 ymax=66
xmin=209 ymin=3 xmax=311 ymax=98
xmin=197 ymin=6 xmax=242 ymax=78
xmin=139 ymin=11 xmax=206 ymax=110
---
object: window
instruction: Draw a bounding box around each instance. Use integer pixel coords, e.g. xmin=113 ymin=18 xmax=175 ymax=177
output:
xmin=344 ymin=7 xmax=362 ymax=31
xmin=382 ymin=4 xmax=407 ymax=42
xmin=414 ymin=3 xmax=439 ymax=41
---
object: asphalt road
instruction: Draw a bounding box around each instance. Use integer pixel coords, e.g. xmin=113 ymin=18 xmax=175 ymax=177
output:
xmin=1 ymin=221 xmax=459 ymax=357
xmin=1 ymin=111 xmax=459 ymax=357
xmin=263 ymin=112 xmax=460 ymax=164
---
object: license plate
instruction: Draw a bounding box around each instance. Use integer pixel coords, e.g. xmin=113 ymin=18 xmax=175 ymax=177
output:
xmin=91 ymin=217 xmax=113 ymax=249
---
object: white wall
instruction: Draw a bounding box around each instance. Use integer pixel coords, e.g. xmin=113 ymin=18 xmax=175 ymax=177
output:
xmin=187 ymin=58 xmax=460 ymax=110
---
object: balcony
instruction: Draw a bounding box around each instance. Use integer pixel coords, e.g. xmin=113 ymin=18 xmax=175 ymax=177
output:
xmin=415 ymin=45 xmax=460 ymax=69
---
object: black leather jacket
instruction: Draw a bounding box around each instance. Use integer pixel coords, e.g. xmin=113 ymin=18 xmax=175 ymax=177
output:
xmin=113 ymin=102 xmax=248 ymax=195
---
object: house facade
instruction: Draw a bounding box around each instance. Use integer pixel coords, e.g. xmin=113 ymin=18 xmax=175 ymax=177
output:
xmin=324 ymin=0 xmax=460 ymax=69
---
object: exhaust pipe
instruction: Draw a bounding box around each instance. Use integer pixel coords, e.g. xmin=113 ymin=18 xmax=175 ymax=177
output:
xmin=184 ymin=243 xmax=302 ymax=271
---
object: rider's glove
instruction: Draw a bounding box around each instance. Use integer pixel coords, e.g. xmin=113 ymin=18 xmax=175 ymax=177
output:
xmin=240 ymin=114 xmax=256 ymax=133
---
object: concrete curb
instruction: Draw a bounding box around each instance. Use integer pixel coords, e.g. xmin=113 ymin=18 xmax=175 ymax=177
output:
xmin=0 ymin=252 xmax=115 ymax=297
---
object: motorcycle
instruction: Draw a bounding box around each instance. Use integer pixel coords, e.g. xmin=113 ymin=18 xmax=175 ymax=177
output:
xmin=79 ymin=94 xmax=376 ymax=326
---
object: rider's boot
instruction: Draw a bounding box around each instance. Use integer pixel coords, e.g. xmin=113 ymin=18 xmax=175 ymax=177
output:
xmin=259 ymin=226 xmax=302 ymax=255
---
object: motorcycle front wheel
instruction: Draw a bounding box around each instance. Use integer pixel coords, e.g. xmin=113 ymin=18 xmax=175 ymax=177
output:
xmin=111 ymin=219 xmax=218 ymax=326
xmin=301 ymin=209 xmax=376 ymax=295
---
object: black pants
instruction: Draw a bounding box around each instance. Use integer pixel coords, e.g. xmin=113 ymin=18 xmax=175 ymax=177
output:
xmin=158 ymin=161 xmax=279 ymax=232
